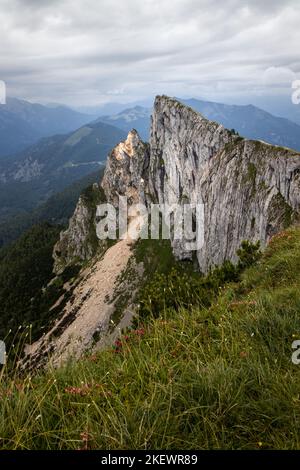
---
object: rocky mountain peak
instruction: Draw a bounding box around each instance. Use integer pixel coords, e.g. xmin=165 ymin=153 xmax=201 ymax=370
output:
xmin=101 ymin=129 xmax=149 ymax=206
xmin=149 ymin=96 xmax=300 ymax=270
xmin=113 ymin=129 xmax=141 ymax=159
xmin=100 ymin=95 xmax=300 ymax=271
xmin=55 ymin=95 xmax=300 ymax=275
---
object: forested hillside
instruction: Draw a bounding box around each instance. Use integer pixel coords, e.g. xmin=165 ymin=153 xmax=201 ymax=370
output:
xmin=0 ymin=169 xmax=103 ymax=248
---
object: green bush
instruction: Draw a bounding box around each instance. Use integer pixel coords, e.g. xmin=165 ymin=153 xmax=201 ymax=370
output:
xmin=237 ymin=240 xmax=261 ymax=270
xmin=138 ymin=241 xmax=261 ymax=321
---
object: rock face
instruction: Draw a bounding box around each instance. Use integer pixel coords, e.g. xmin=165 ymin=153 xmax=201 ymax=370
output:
xmin=53 ymin=183 xmax=105 ymax=273
xmin=147 ymin=96 xmax=300 ymax=271
xmin=102 ymin=129 xmax=150 ymax=206
xmin=148 ymin=97 xmax=238 ymax=260
xmin=198 ymin=140 xmax=300 ymax=271
xmin=100 ymin=96 xmax=300 ymax=272
xmin=149 ymin=97 xmax=236 ymax=207
xmin=53 ymin=131 xmax=149 ymax=274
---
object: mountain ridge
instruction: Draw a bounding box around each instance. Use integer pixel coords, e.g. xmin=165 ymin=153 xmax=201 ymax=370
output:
xmin=180 ymin=97 xmax=300 ymax=151
xmin=95 ymin=97 xmax=300 ymax=152
xmin=96 ymin=105 xmax=151 ymax=141
xmin=0 ymin=121 xmax=126 ymax=222
xmin=0 ymin=97 xmax=92 ymax=157
xmin=22 ymin=95 xmax=300 ymax=368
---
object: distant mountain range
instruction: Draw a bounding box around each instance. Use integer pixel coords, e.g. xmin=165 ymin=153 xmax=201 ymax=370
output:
xmin=75 ymin=99 xmax=152 ymax=117
xmin=2 ymin=96 xmax=300 ymax=159
xmin=97 ymin=105 xmax=151 ymax=140
xmin=241 ymin=95 xmax=300 ymax=127
xmin=180 ymin=98 xmax=300 ymax=151
xmin=94 ymin=98 xmax=300 ymax=152
xmin=0 ymin=98 xmax=92 ymax=157
xmin=0 ymin=120 xmax=126 ymax=221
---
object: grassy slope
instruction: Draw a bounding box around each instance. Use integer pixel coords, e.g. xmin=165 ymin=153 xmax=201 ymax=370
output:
xmin=1 ymin=227 xmax=300 ymax=449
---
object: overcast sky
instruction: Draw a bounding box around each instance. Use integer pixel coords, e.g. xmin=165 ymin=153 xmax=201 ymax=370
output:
xmin=0 ymin=0 xmax=299 ymax=107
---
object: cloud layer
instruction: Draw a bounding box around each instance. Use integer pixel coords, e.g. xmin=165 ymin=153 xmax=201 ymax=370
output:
xmin=0 ymin=0 xmax=299 ymax=106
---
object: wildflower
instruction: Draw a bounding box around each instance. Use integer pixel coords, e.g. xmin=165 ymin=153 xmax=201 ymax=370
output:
xmin=133 ymin=328 xmax=145 ymax=336
xmin=78 ymin=431 xmax=91 ymax=451
xmin=80 ymin=432 xmax=89 ymax=442
xmin=64 ymin=384 xmax=91 ymax=396
xmin=65 ymin=382 xmax=108 ymax=397
xmin=113 ymin=340 xmax=123 ymax=353
xmin=89 ymin=354 xmax=98 ymax=362
xmin=114 ymin=339 xmax=122 ymax=352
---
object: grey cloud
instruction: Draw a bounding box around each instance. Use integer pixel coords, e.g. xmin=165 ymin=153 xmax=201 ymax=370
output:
xmin=0 ymin=0 xmax=299 ymax=106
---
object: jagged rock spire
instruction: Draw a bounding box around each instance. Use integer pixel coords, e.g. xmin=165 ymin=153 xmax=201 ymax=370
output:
xmin=101 ymin=129 xmax=150 ymax=206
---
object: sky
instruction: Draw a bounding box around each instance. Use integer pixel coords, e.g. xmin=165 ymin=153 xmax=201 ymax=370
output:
xmin=0 ymin=0 xmax=299 ymax=110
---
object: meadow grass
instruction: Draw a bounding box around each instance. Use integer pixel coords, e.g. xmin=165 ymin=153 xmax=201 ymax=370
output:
xmin=1 ymin=227 xmax=300 ymax=449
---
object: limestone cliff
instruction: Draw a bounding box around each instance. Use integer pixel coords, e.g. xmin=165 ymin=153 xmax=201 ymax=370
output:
xmin=53 ymin=182 xmax=105 ymax=273
xmin=198 ymin=139 xmax=300 ymax=271
xmin=102 ymin=129 xmax=150 ymax=206
xmin=98 ymin=95 xmax=300 ymax=272
xmin=53 ymin=96 xmax=300 ymax=275
xmin=53 ymin=130 xmax=150 ymax=272
xmin=148 ymin=96 xmax=300 ymax=271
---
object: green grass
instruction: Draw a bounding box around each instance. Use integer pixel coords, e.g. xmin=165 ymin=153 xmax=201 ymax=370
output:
xmin=1 ymin=227 xmax=300 ymax=449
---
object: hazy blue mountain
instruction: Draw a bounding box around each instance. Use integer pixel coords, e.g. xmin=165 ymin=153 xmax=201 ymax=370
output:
xmin=97 ymin=99 xmax=300 ymax=150
xmin=236 ymin=95 xmax=300 ymax=127
xmin=75 ymin=99 xmax=152 ymax=117
xmin=180 ymin=98 xmax=300 ymax=151
xmin=0 ymin=121 xmax=126 ymax=221
xmin=0 ymin=97 xmax=92 ymax=157
xmin=75 ymin=102 xmax=131 ymax=116
xmin=97 ymin=105 xmax=151 ymax=140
